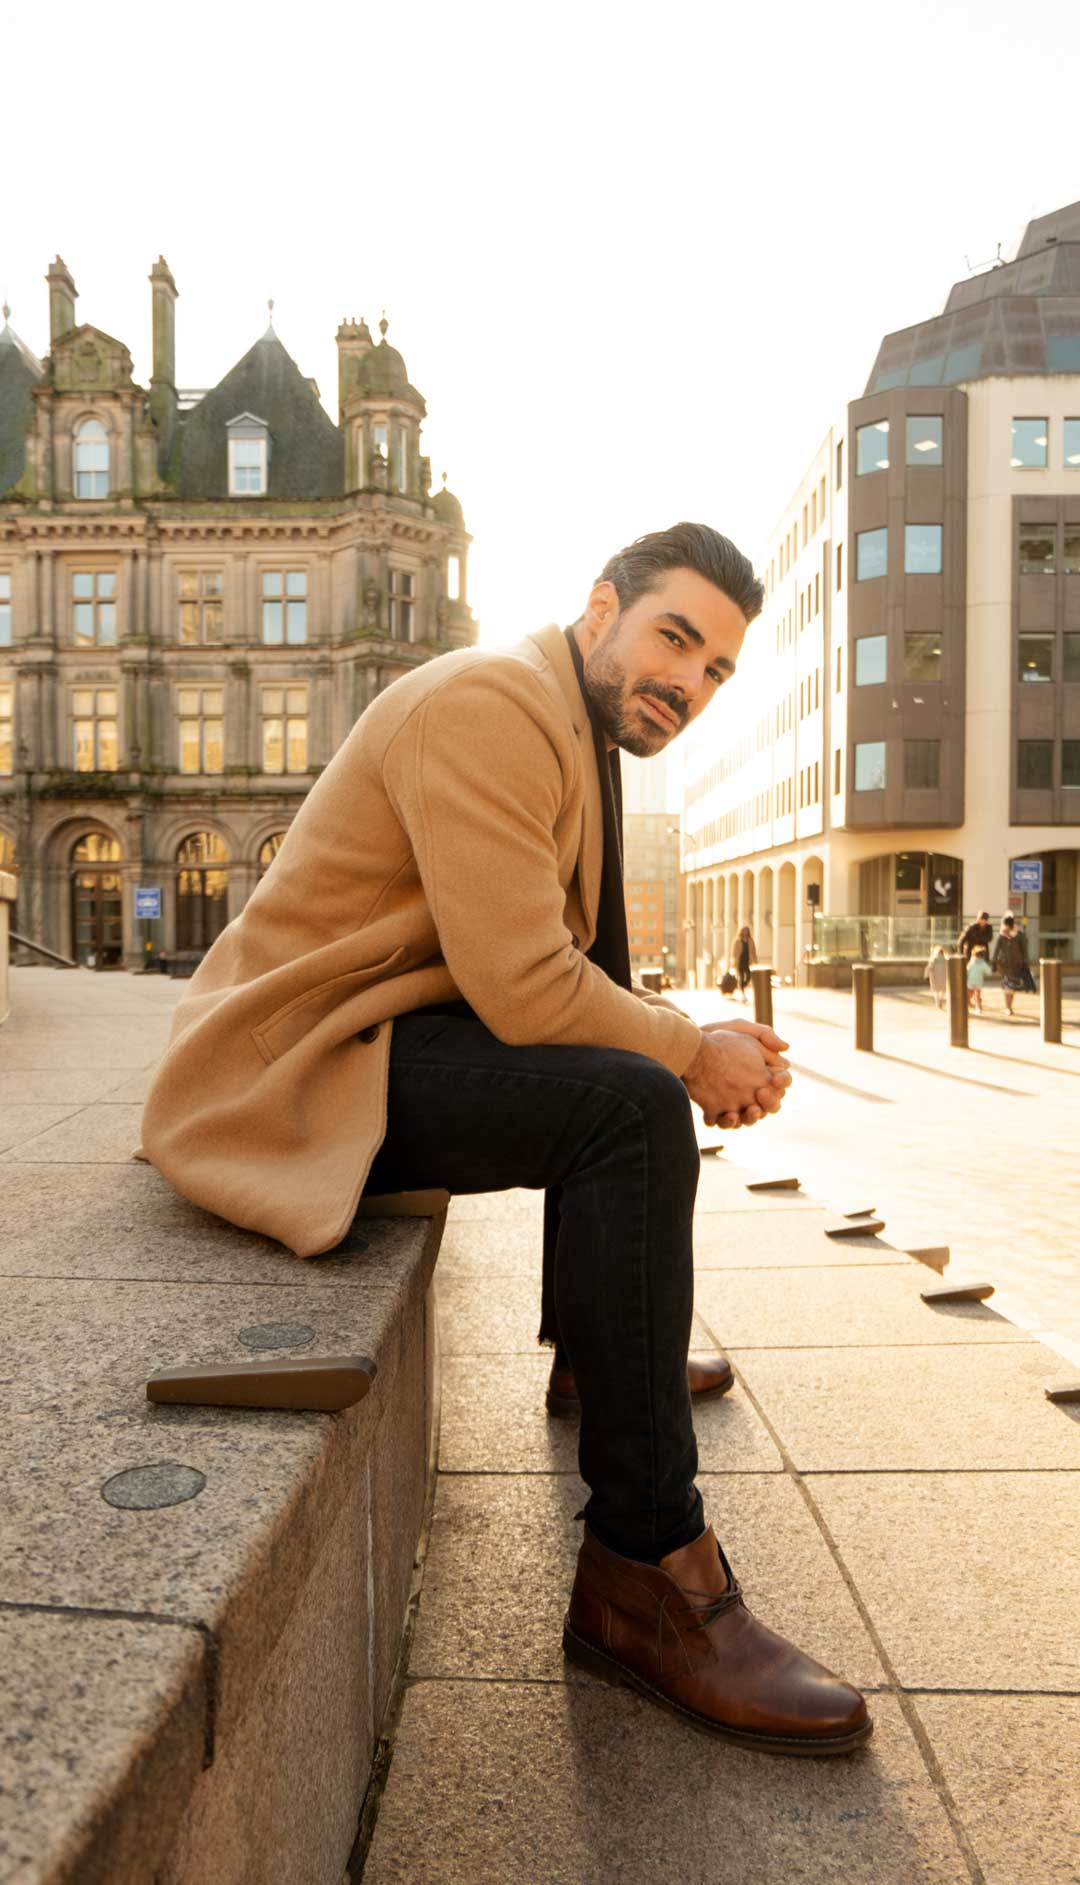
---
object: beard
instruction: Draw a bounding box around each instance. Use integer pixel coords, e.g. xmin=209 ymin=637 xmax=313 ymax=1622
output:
xmin=583 ymin=624 xmax=689 ymax=758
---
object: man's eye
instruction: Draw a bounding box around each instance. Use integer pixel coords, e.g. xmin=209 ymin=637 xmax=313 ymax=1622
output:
xmin=707 ymin=669 xmax=726 ymax=686
xmin=661 ymin=630 xmax=684 ymax=648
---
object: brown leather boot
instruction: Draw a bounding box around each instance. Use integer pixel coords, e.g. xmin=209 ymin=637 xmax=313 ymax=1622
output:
xmin=564 ymin=1524 xmax=872 ymax=1755
xmin=546 ymin=1354 xmax=734 ymax=1419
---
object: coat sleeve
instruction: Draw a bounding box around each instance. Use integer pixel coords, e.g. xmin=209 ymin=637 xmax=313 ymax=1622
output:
xmin=381 ymin=667 xmax=702 ymax=1076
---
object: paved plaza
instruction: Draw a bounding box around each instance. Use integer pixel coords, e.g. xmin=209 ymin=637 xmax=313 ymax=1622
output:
xmin=2 ymin=968 xmax=1079 ymax=1883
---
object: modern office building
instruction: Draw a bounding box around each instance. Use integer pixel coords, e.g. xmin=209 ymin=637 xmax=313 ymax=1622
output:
xmin=680 ymin=199 xmax=1080 ymax=984
xmin=0 ymin=257 xmax=476 ymax=968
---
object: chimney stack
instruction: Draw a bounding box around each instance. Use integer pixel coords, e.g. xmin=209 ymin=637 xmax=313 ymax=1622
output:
xmin=150 ymin=256 xmax=178 ymax=388
xmin=336 ymin=315 xmax=373 ymax=423
xmin=46 ymin=257 xmax=77 ymax=343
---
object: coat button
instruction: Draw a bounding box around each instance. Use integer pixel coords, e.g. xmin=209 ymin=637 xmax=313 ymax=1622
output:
xmin=358 ymin=1025 xmax=380 ymax=1044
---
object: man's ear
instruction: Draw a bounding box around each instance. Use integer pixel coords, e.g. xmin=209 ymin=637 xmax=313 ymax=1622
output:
xmin=580 ymin=580 xmax=620 ymax=651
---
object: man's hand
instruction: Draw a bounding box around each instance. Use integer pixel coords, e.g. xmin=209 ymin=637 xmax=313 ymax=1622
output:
xmin=681 ymin=1026 xmax=792 ymax=1131
xmin=701 ymin=1016 xmax=789 ymax=1056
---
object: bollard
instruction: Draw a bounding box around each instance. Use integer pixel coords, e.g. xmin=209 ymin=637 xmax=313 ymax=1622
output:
xmin=1041 ymin=958 xmax=1062 ymax=1043
xmin=946 ymin=953 xmax=968 ymax=1047
xmin=751 ymin=964 xmax=774 ymax=1029
xmin=852 ymin=962 xmax=874 ymax=1051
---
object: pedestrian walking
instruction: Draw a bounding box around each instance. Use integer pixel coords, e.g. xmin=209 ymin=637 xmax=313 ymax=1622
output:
xmin=140 ymin=521 xmax=870 ymax=1756
xmin=924 ymin=944 xmax=948 ymax=1009
xmin=958 ymin=910 xmax=994 ymax=960
xmin=731 ymin=925 xmax=757 ymax=1002
xmin=967 ymin=944 xmax=992 ymax=1013
xmin=991 ymin=913 xmax=1030 ymax=1017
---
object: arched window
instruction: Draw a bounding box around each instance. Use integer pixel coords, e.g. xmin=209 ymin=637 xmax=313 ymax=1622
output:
xmin=257 ymin=831 xmax=289 ymax=877
xmin=0 ymin=832 xmax=17 ymax=872
xmin=175 ymin=832 xmax=229 ymax=954
xmin=72 ymin=832 xmax=121 ymax=865
xmin=74 ymin=419 xmax=109 ymax=499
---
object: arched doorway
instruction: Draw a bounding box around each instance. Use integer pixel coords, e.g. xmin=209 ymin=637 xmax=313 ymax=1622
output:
xmin=176 ymin=832 xmax=229 ymax=955
xmin=759 ymin=865 xmax=775 ymax=967
xmin=257 ymin=831 xmax=289 ymax=878
xmin=70 ymin=833 xmax=123 ymax=969
xmin=703 ymin=878 xmax=715 ymax=986
xmin=777 ymin=862 xmax=796 ymax=978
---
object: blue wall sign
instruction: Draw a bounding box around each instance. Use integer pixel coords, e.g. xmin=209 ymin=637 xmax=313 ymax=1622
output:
xmin=134 ymin=887 xmax=162 ymax=920
xmin=1009 ymin=860 xmax=1043 ymax=896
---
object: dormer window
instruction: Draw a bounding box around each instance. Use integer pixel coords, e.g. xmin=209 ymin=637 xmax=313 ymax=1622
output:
xmin=74 ymin=418 xmax=109 ymax=498
xmin=226 ymin=413 xmax=269 ymax=496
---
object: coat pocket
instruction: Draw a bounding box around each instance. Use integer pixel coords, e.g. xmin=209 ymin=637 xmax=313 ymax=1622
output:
xmin=251 ymin=948 xmax=407 ymax=1064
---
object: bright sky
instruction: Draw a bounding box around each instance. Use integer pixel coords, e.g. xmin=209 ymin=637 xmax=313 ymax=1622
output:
xmin=4 ymin=0 xmax=1079 ymax=669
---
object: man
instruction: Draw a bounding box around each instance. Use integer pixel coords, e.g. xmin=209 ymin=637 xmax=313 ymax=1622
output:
xmin=958 ymin=910 xmax=994 ymax=960
xmin=141 ymin=522 xmax=871 ymax=1755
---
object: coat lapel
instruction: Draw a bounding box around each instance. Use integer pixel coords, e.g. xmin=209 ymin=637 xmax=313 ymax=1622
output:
xmin=528 ymin=624 xmax=604 ymax=947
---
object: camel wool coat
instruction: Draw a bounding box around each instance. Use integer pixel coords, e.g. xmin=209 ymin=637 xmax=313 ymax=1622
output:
xmin=139 ymin=624 xmax=703 ymax=1257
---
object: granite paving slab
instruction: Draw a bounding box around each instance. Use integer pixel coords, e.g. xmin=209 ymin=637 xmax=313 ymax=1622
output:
xmin=0 ymin=1069 xmax=130 ymax=1104
xmin=693 ymin=1207 xmax=909 ymax=1268
xmin=437 ymin=1354 xmax=782 ymax=1474
xmin=434 ymin=1218 xmax=545 ymax=1276
xmin=410 ymin=1472 xmax=887 ymax=1691
xmin=0 ymin=1162 xmax=438 ymax=1290
xmin=911 ymin=1695 xmax=1080 ymax=1885
xmin=364 ymin=1685 xmax=968 ymax=1885
xmin=734 ymin=1342 xmax=1080 ymax=1471
xmin=444 ymin=1189 xmax=545 ymax=1226
xmin=695 ymin=1161 xmax=826 ymax=1212
xmin=0 ymin=1608 xmax=207 ymax=1885
xmin=0 ymin=1102 xmax=84 ymax=1153
xmin=694 ymin=1263 xmax=1027 ymax=1349
xmin=808 ymin=1471 xmax=1080 ymax=1691
xmin=0 ymin=1102 xmax=146 ymax=1163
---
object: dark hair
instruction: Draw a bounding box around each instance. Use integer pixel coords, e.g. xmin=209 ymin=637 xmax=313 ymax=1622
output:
xmin=598 ymin=522 xmax=765 ymax=626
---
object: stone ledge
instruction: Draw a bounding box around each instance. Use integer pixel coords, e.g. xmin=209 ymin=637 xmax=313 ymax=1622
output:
xmin=0 ymin=1178 xmax=444 ymax=1885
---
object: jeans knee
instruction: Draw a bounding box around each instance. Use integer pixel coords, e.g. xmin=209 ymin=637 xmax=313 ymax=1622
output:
xmin=609 ymin=1054 xmax=697 ymax=1163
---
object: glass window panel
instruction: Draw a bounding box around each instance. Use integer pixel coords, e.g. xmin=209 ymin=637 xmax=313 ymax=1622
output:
xmin=1011 ymin=418 xmax=1048 ymax=468
xmin=203 ymin=571 xmax=223 ymax=597
xmin=96 ymin=691 xmax=116 ymax=714
xmin=0 ymin=731 xmax=10 ymax=774
xmin=178 ymin=570 xmax=199 ymax=598
xmin=855 ymin=635 xmax=887 ymax=685
xmin=1018 ymin=634 xmax=1054 ymax=683
xmin=906 ymin=416 xmax=943 ymax=464
xmin=856 ymin=528 xmax=888 ymax=581
xmin=72 ymin=573 xmax=93 ymax=598
xmin=234 ymin=439 xmax=262 ymax=466
xmin=285 ymin=687 xmax=307 ymax=713
xmin=1049 ymin=339 xmax=1080 ymax=371
xmin=203 ymin=722 xmax=224 ymax=773
xmin=904 ymin=739 xmax=940 ymax=789
xmin=286 ymin=717 xmax=307 ymax=772
xmin=177 ymin=689 xmax=200 ymax=714
xmin=0 ymin=598 xmax=11 ymax=645
xmin=203 ymin=690 xmax=223 ymax=714
xmin=909 ymin=354 xmax=945 ymax=385
xmin=286 ymin=571 xmax=306 ymax=597
xmin=97 ymin=722 xmax=118 ymax=770
xmin=97 ymin=604 xmax=116 ymax=644
xmin=179 ymin=602 xmax=200 ymax=645
xmin=73 ymin=605 xmax=94 ymax=645
xmin=285 ymin=601 xmax=307 ymax=643
xmin=1064 ymin=419 xmax=1080 ymax=468
xmin=1065 ymin=529 xmax=1080 ymax=575
xmin=72 ymin=691 xmax=93 ymax=716
xmin=854 ymin=741 xmax=886 ymax=792
xmin=856 ymin=422 xmax=889 ymax=474
xmin=1065 ymin=634 xmax=1080 ymax=683
xmin=0 ymin=573 xmax=9 ymax=595
xmin=1018 ymin=739 xmax=1053 ymax=790
xmin=204 ymin=601 xmax=223 ymax=642
xmin=262 ymin=718 xmax=284 ymax=772
xmin=944 ymin=345 xmax=982 ymax=382
xmin=905 ymin=524 xmax=943 ymax=574
xmin=262 ymin=689 xmax=284 ymax=713
xmin=262 ymin=600 xmax=284 ymax=643
xmin=74 ymin=724 xmax=94 ymax=770
xmin=95 ymin=573 xmax=115 ymax=599
xmin=1019 ymin=526 xmax=1056 ymax=575
xmin=262 ymin=571 xmax=282 ymax=596
xmin=179 ymin=721 xmax=200 ymax=773
xmin=373 ymin=422 xmax=388 ymax=456
xmin=1062 ymin=741 xmax=1080 ymax=787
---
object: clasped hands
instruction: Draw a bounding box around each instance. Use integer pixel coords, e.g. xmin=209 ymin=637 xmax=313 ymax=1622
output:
xmin=680 ymin=1018 xmax=792 ymax=1130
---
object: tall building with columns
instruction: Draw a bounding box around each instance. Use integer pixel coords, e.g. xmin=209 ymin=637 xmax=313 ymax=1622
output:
xmin=680 ymin=198 xmax=1080 ymax=985
xmin=0 ymin=257 xmax=476 ymax=968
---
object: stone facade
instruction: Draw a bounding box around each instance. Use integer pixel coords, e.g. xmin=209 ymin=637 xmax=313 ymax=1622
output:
xmin=0 ymin=258 xmax=477 ymax=968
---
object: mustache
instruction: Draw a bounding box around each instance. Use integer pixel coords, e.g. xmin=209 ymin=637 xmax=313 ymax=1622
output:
xmin=632 ymin=682 xmax=687 ymax=727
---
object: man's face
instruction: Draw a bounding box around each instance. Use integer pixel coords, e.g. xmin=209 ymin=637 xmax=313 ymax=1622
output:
xmin=577 ymin=569 xmax=748 ymax=757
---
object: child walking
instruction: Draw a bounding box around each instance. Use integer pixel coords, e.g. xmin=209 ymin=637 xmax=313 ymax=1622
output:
xmin=924 ymin=944 xmax=948 ymax=1009
xmin=967 ymin=943 xmax=991 ymax=1013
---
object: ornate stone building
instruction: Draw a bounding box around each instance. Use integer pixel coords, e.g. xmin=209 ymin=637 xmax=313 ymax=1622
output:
xmin=0 ymin=256 xmax=476 ymax=968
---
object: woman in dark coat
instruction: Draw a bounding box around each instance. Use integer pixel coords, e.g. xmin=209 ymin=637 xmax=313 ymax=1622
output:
xmin=991 ymin=914 xmax=1029 ymax=1017
xmin=731 ymin=925 xmax=757 ymax=1002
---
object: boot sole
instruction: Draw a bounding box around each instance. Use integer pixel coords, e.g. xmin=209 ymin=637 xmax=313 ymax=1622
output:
xmin=562 ymin=1619 xmax=873 ymax=1757
xmin=546 ymin=1374 xmax=735 ymax=1422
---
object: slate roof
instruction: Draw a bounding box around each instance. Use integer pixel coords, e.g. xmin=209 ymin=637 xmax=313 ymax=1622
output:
xmin=0 ymin=318 xmax=45 ymax=496
xmin=177 ymin=328 xmax=344 ymax=499
xmin=865 ymin=200 xmax=1080 ymax=393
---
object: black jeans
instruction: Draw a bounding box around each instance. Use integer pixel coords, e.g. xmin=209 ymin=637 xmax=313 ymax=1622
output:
xmin=364 ymin=1009 xmax=704 ymax=1563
